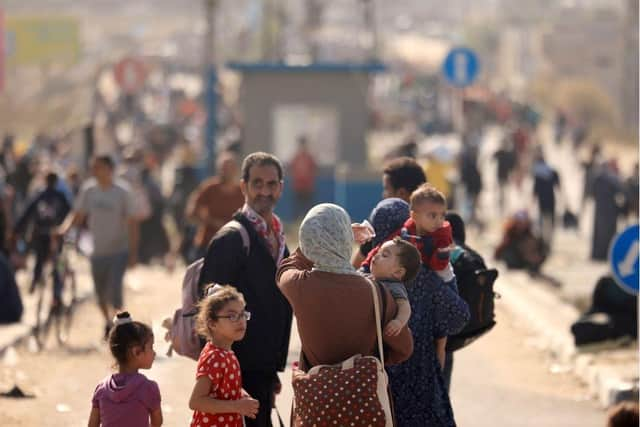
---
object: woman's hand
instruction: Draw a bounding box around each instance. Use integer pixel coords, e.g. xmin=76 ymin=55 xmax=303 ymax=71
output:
xmin=352 ymin=221 xmax=375 ymax=244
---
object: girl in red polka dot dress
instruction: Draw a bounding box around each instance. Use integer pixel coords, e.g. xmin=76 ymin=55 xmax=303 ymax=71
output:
xmin=189 ymin=284 xmax=259 ymax=427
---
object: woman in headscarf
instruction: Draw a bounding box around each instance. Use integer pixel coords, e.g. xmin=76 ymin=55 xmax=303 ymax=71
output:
xmin=276 ymin=203 xmax=414 ymax=424
xmin=356 ymin=198 xmax=469 ymax=427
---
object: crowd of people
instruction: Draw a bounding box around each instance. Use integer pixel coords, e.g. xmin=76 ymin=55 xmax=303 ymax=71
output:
xmin=0 ymin=106 xmax=637 ymax=426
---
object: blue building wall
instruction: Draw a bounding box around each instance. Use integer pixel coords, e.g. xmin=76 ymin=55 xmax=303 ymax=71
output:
xmin=276 ymin=174 xmax=382 ymax=223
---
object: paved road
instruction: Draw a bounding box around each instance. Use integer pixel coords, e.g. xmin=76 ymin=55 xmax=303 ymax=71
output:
xmin=1 ymin=264 xmax=605 ymax=426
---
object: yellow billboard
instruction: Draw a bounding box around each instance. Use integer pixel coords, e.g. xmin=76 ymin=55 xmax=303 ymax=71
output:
xmin=5 ymin=16 xmax=80 ymax=66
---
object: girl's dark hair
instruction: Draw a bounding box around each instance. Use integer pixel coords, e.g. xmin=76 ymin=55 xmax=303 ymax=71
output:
xmin=108 ymin=312 xmax=153 ymax=366
xmin=195 ymin=284 xmax=245 ymax=340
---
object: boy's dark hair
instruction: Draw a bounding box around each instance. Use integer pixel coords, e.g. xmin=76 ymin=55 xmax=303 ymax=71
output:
xmin=241 ymin=152 xmax=283 ymax=182
xmin=393 ymin=237 xmax=422 ymax=284
xmin=94 ymin=155 xmax=115 ymax=170
xmin=383 ymin=157 xmax=427 ymax=194
xmin=410 ymin=183 xmax=447 ymax=210
xmin=45 ymin=172 xmax=58 ymax=188
xmin=195 ymin=284 xmax=246 ymax=340
xmin=108 ymin=312 xmax=153 ymax=366
xmin=607 ymin=401 xmax=639 ymax=427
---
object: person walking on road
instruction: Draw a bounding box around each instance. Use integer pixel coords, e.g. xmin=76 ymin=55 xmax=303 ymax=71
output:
xmin=580 ymin=144 xmax=603 ymax=212
xmin=289 ymin=136 xmax=317 ymax=220
xmin=623 ymin=162 xmax=639 ymax=224
xmin=591 ymin=159 xmax=625 ymax=261
xmin=459 ymin=142 xmax=483 ymax=228
xmin=492 ymin=138 xmax=516 ymax=212
xmin=186 ymin=151 xmax=244 ymax=261
xmin=356 ymin=199 xmax=469 ymax=427
xmin=13 ymin=172 xmax=70 ymax=300
xmin=532 ymin=148 xmax=560 ymax=250
xmin=198 ymin=152 xmax=292 ymax=427
xmin=57 ymin=155 xmax=139 ymax=339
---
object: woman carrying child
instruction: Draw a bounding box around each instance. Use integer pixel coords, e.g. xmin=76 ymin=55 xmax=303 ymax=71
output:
xmin=357 ymin=194 xmax=470 ymax=427
xmin=276 ymin=203 xmax=414 ymax=425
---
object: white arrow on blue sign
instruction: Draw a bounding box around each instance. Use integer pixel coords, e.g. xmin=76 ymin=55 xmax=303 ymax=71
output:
xmin=442 ymin=47 xmax=480 ymax=88
xmin=609 ymin=224 xmax=639 ymax=295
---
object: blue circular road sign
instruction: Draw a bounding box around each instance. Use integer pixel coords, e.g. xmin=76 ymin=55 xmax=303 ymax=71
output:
xmin=609 ymin=224 xmax=639 ymax=295
xmin=442 ymin=47 xmax=480 ymax=87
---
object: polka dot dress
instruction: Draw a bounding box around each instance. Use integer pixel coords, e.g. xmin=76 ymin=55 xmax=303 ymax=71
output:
xmin=191 ymin=343 xmax=244 ymax=427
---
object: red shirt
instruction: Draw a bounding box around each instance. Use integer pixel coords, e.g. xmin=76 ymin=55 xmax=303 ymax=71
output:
xmin=190 ymin=343 xmax=244 ymax=427
xmin=363 ymin=218 xmax=452 ymax=272
xmin=290 ymin=151 xmax=316 ymax=193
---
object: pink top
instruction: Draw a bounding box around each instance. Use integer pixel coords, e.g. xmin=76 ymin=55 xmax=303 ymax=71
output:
xmin=91 ymin=372 xmax=161 ymax=427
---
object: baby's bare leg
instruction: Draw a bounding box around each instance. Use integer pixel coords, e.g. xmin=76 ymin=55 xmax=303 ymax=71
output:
xmin=435 ymin=337 xmax=447 ymax=370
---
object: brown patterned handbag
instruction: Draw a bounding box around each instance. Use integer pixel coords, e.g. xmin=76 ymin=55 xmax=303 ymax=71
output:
xmin=291 ymin=278 xmax=393 ymax=426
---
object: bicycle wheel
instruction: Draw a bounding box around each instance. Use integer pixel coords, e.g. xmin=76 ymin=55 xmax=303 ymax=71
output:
xmin=54 ymin=270 xmax=77 ymax=346
xmin=32 ymin=278 xmax=52 ymax=350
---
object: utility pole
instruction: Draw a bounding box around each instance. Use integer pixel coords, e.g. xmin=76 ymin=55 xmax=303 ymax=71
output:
xmin=361 ymin=0 xmax=379 ymax=62
xmin=306 ymin=0 xmax=323 ymax=62
xmin=204 ymin=0 xmax=218 ymax=175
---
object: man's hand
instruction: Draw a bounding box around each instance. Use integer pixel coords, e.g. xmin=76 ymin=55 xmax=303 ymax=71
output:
xmin=384 ymin=319 xmax=403 ymax=337
xmin=235 ymin=396 xmax=259 ymax=419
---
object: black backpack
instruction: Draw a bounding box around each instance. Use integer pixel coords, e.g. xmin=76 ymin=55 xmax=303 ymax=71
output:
xmin=446 ymin=244 xmax=498 ymax=352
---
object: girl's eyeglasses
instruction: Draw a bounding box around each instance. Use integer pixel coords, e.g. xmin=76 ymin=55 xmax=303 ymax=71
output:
xmin=216 ymin=311 xmax=251 ymax=322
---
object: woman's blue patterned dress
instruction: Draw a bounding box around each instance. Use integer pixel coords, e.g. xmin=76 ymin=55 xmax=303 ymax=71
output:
xmin=387 ymin=267 xmax=469 ymax=427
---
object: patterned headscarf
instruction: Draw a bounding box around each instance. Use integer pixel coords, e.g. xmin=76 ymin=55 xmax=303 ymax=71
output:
xmin=299 ymin=203 xmax=359 ymax=275
xmin=368 ymin=198 xmax=410 ymax=247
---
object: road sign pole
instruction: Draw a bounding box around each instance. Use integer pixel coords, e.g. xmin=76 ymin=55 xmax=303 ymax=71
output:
xmin=0 ymin=8 xmax=4 ymax=94
xmin=442 ymin=47 xmax=478 ymax=137
xmin=203 ymin=0 xmax=218 ymax=176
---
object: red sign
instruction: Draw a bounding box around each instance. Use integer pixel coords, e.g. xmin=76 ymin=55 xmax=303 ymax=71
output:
xmin=0 ymin=8 xmax=5 ymax=94
xmin=113 ymin=57 xmax=147 ymax=94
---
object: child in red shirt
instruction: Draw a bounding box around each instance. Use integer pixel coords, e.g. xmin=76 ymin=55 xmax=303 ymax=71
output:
xmin=189 ymin=284 xmax=259 ymax=427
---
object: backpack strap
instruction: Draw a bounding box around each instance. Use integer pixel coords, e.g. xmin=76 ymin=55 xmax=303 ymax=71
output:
xmin=223 ymin=220 xmax=250 ymax=256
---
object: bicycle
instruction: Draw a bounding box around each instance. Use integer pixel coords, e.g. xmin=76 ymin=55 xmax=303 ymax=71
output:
xmin=32 ymin=235 xmax=78 ymax=350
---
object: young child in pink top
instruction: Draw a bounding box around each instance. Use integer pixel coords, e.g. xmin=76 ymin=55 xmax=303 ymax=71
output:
xmin=189 ymin=284 xmax=259 ymax=427
xmin=89 ymin=312 xmax=163 ymax=427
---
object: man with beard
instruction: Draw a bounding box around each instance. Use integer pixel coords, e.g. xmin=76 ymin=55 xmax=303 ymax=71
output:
xmin=198 ymin=152 xmax=292 ymax=427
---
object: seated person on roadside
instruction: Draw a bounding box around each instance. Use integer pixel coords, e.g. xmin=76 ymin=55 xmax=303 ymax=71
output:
xmin=368 ymin=237 xmax=421 ymax=337
xmin=494 ymin=210 xmax=547 ymax=273
xmin=362 ymin=184 xmax=456 ymax=368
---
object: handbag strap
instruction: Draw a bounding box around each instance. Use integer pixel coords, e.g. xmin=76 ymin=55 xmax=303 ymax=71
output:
xmin=365 ymin=277 xmax=385 ymax=367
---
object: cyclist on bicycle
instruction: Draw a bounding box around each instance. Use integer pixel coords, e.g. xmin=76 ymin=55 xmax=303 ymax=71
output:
xmin=13 ymin=171 xmax=71 ymax=305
